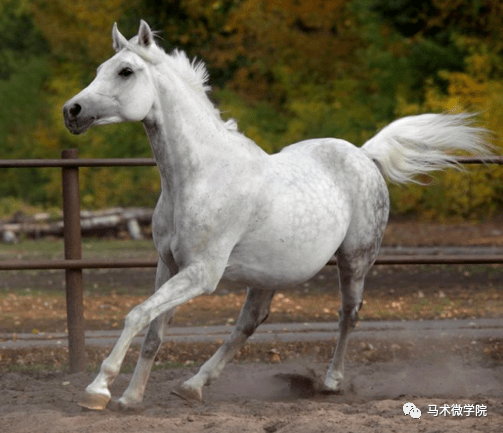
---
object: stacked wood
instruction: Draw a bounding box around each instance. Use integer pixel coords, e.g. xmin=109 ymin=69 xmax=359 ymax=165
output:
xmin=0 ymin=207 xmax=153 ymax=242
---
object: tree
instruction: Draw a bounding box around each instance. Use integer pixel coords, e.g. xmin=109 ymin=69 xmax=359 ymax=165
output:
xmin=1 ymin=0 xmax=502 ymax=218
xmin=379 ymin=0 xmax=503 ymax=218
xmin=0 ymin=0 xmax=53 ymax=203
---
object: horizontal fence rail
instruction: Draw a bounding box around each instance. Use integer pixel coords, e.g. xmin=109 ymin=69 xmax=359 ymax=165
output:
xmin=0 ymin=156 xmax=502 ymax=168
xmin=2 ymin=254 xmax=503 ymax=271
xmin=0 ymin=158 xmax=157 ymax=168
xmin=0 ymin=258 xmax=158 ymax=270
xmin=455 ymin=156 xmax=503 ymax=164
xmin=2 ymin=155 xmax=503 ymax=272
xmin=1 ymin=150 xmax=502 ymax=373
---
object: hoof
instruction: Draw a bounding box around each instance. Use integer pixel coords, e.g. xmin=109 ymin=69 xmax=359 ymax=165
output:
xmin=172 ymin=384 xmax=203 ymax=402
xmin=78 ymin=391 xmax=111 ymax=411
xmin=322 ymin=381 xmax=343 ymax=394
xmin=320 ymin=385 xmax=343 ymax=395
xmin=108 ymin=398 xmax=144 ymax=413
xmin=324 ymin=372 xmax=343 ymax=394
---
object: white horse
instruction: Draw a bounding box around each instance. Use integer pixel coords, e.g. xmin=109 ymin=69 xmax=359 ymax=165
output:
xmin=63 ymin=21 xmax=489 ymax=410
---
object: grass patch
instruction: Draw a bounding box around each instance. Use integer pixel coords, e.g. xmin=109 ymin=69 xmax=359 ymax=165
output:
xmin=5 ymin=362 xmax=68 ymax=373
xmin=82 ymin=238 xmax=156 ymax=257
xmin=0 ymin=239 xmax=65 ymax=261
xmin=0 ymin=238 xmax=157 ymax=262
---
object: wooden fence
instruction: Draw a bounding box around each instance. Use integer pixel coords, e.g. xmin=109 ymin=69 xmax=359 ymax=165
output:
xmin=1 ymin=150 xmax=502 ymax=372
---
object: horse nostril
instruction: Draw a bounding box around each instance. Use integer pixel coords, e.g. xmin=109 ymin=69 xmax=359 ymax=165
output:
xmin=69 ymin=103 xmax=82 ymax=117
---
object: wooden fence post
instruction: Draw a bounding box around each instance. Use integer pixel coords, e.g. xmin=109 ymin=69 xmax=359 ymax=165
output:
xmin=61 ymin=149 xmax=86 ymax=372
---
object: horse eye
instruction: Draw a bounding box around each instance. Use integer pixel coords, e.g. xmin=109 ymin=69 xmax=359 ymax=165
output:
xmin=119 ymin=68 xmax=133 ymax=77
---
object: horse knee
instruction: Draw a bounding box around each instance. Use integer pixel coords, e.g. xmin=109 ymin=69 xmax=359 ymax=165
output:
xmin=124 ymin=305 xmax=147 ymax=333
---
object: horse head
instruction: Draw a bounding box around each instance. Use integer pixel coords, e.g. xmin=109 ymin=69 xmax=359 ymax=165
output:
xmin=63 ymin=20 xmax=158 ymax=134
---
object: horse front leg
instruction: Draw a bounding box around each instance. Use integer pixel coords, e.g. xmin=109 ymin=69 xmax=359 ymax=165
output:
xmin=114 ymin=259 xmax=176 ymax=409
xmin=78 ymin=261 xmax=216 ymax=410
xmin=174 ymin=287 xmax=275 ymax=401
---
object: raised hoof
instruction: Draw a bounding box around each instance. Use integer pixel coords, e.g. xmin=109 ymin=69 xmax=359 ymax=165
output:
xmin=78 ymin=391 xmax=111 ymax=411
xmin=172 ymin=384 xmax=203 ymax=402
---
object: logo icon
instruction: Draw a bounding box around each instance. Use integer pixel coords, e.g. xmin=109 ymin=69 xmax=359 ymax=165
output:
xmin=403 ymin=402 xmax=421 ymax=419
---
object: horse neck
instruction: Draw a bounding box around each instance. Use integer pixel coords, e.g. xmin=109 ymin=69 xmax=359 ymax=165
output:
xmin=143 ymin=70 xmax=266 ymax=192
xmin=143 ymin=77 xmax=223 ymax=191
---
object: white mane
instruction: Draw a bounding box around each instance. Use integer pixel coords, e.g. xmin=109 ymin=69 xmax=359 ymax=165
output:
xmin=125 ymin=36 xmax=238 ymax=132
xmin=169 ymin=49 xmax=212 ymax=95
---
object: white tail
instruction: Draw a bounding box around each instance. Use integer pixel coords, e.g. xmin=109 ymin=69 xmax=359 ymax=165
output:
xmin=362 ymin=113 xmax=491 ymax=184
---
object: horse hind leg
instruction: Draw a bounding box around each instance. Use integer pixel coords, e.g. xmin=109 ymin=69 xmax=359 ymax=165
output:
xmin=324 ymin=172 xmax=388 ymax=393
xmin=174 ymin=287 xmax=275 ymax=401
xmin=324 ymin=246 xmax=377 ymax=392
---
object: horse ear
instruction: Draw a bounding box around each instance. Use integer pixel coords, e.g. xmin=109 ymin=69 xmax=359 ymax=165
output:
xmin=112 ymin=23 xmax=128 ymax=52
xmin=138 ymin=20 xmax=154 ymax=48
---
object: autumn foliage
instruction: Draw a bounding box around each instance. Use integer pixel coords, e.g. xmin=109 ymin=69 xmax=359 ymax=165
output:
xmin=0 ymin=0 xmax=502 ymax=219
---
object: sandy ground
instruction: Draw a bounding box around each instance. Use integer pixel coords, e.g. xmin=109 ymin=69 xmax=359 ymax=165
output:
xmin=1 ymin=355 xmax=502 ymax=433
xmin=1 ymin=220 xmax=503 ymax=432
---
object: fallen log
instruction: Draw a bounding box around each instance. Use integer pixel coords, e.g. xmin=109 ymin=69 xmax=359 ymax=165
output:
xmin=0 ymin=207 xmax=154 ymax=241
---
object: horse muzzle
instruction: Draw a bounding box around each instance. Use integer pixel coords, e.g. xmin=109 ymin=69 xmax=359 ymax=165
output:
xmin=63 ymin=101 xmax=96 ymax=135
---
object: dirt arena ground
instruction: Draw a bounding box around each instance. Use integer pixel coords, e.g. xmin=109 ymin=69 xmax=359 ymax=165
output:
xmin=1 ymin=220 xmax=503 ymax=431
xmin=1 ymin=358 xmax=502 ymax=433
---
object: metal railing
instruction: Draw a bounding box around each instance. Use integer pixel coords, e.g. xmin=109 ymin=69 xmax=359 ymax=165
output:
xmin=1 ymin=150 xmax=502 ymax=372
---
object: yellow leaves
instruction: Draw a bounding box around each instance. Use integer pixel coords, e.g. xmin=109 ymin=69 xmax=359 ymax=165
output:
xmin=264 ymin=0 xmax=346 ymax=29
xmin=390 ymin=164 xmax=503 ymax=220
xmin=432 ymin=0 xmax=503 ymax=38
xmin=0 ymin=197 xmax=44 ymax=219
xmin=392 ymin=54 xmax=503 ymax=219
xmin=212 ymin=0 xmax=358 ymax=102
xmin=32 ymin=122 xmax=59 ymax=152
xmin=389 ymin=183 xmax=424 ymax=215
xmin=466 ymin=53 xmax=493 ymax=80
xmin=30 ymin=0 xmax=132 ymax=62
xmin=0 ymin=0 xmax=30 ymax=16
xmin=284 ymin=99 xmax=332 ymax=143
xmin=440 ymin=71 xmax=487 ymax=110
xmin=183 ymin=0 xmax=225 ymax=17
xmin=395 ymin=95 xmax=422 ymax=117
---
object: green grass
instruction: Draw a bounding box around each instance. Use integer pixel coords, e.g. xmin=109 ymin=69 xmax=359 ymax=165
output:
xmin=0 ymin=238 xmax=158 ymax=297
xmin=0 ymin=238 xmax=156 ymax=261
xmin=82 ymin=238 xmax=156 ymax=256
xmin=5 ymin=363 xmax=68 ymax=373
xmin=0 ymin=239 xmax=65 ymax=261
